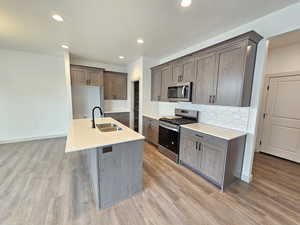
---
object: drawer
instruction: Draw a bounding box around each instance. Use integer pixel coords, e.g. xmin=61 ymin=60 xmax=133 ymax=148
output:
xmin=180 ymin=127 xmax=228 ymax=149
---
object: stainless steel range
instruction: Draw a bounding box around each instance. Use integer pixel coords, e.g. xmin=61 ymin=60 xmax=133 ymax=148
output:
xmin=158 ymin=108 xmax=199 ymax=162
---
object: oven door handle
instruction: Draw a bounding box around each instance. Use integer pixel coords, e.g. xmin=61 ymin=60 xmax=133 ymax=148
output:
xmin=182 ymin=86 xmax=185 ymax=97
xmin=159 ymin=124 xmax=179 ymax=132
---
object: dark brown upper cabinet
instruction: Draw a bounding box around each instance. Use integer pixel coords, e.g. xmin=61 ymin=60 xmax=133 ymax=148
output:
xmin=193 ymin=51 xmax=218 ymax=105
xmin=70 ymin=65 xmax=104 ymax=86
xmin=103 ymin=71 xmax=127 ymax=100
xmin=213 ymin=40 xmax=257 ymax=106
xmin=151 ymin=64 xmax=172 ymax=102
xmin=171 ymin=56 xmax=195 ymax=83
xmin=151 ymin=31 xmax=262 ymax=107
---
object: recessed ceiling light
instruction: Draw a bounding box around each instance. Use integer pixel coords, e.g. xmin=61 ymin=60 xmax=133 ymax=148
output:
xmin=61 ymin=44 xmax=69 ymax=49
xmin=181 ymin=0 xmax=192 ymax=7
xmin=137 ymin=38 xmax=144 ymax=44
xmin=119 ymin=56 xmax=125 ymax=59
xmin=52 ymin=14 xmax=64 ymax=22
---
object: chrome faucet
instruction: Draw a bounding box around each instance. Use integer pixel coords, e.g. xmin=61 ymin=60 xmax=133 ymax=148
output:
xmin=92 ymin=106 xmax=104 ymax=128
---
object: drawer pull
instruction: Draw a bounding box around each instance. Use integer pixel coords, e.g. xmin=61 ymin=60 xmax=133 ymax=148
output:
xmin=103 ymin=146 xmax=112 ymax=153
xmin=195 ymin=134 xmax=203 ymax=138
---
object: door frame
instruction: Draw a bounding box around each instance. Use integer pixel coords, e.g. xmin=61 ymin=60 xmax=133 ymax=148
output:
xmin=256 ymin=70 xmax=300 ymax=152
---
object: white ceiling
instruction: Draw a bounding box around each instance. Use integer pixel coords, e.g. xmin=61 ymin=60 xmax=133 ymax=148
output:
xmin=1 ymin=0 xmax=299 ymax=64
xmin=269 ymin=29 xmax=300 ymax=49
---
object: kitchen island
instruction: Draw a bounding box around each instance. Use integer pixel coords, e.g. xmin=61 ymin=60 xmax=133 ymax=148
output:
xmin=65 ymin=117 xmax=145 ymax=210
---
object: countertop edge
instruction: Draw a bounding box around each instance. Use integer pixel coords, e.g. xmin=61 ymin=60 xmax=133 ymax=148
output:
xmin=180 ymin=124 xmax=247 ymax=141
xmin=65 ymin=137 xmax=145 ymax=153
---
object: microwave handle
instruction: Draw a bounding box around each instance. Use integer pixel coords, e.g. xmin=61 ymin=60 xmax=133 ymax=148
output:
xmin=182 ymin=86 xmax=185 ymax=97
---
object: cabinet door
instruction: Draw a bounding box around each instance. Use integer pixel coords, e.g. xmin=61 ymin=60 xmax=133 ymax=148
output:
xmin=151 ymin=68 xmax=162 ymax=101
xmin=104 ymin=72 xmax=127 ymax=100
xmin=193 ymin=52 xmax=218 ymax=104
xmin=172 ymin=60 xmax=183 ymax=83
xmin=172 ymin=56 xmax=195 ymax=83
xmin=86 ymin=68 xmax=103 ymax=86
xmin=142 ymin=117 xmax=149 ymax=139
xmin=70 ymin=67 xmax=87 ymax=85
xmin=160 ymin=65 xmax=172 ymax=101
xmin=214 ymin=42 xmax=247 ymax=106
xmin=180 ymin=135 xmax=201 ymax=169
xmin=151 ymin=119 xmax=159 ymax=145
xmin=182 ymin=56 xmax=195 ymax=82
xmin=200 ymin=143 xmax=226 ymax=185
xmin=148 ymin=119 xmax=159 ymax=145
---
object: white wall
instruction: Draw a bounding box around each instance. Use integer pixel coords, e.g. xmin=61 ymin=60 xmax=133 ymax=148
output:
xmin=127 ymin=58 xmax=143 ymax=131
xmin=0 ymin=49 xmax=70 ymax=143
xmin=64 ymin=52 xmax=73 ymax=122
xmin=266 ymin=43 xmax=300 ymax=74
xmin=70 ymin=57 xmax=129 ymax=113
xmin=142 ymin=2 xmax=300 ymax=183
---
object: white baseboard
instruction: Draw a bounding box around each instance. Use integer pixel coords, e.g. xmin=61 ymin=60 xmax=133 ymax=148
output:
xmin=241 ymin=173 xmax=253 ymax=183
xmin=0 ymin=133 xmax=67 ymax=144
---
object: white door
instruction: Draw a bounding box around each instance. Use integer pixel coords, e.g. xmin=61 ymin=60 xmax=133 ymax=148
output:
xmin=261 ymin=75 xmax=300 ymax=163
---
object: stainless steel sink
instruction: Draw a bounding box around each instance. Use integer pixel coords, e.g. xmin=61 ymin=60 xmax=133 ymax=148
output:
xmin=96 ymin=123 xmax=122 ymax=132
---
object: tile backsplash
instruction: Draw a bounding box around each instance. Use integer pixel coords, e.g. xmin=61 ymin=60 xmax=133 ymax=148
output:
xmin=158 ymin=102 xmax=250 ymax=131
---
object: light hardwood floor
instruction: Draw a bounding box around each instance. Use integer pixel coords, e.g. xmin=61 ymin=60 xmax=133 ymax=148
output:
xmin=0 ymin=138 xmax=299 ymax=225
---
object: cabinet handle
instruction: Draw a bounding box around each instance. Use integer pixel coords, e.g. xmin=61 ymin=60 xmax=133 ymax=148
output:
xmin=212 ymin=95 xmax=216 ymax=104
xmin=209 ymin=96 xmax=212 ymax=103
xmin=196 ymin=142 xmax=198 ymax=150
xmin=103 ymin=146 xmax=112 ymax=154
xmin=198 ymin=142 xmax=202 ymax=151
xmin=195 ymin=134 xmax=203 ymax=138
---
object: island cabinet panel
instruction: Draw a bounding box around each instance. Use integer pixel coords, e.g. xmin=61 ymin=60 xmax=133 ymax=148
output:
xmin=193 ymin=52 xmax=218 ymax=105
xmin=104 ymin=112 xmax=130 ymax=127
xmin=70 ymin=65 xmax=103 ymax=86
xmin=98 ymin=141 xmax=143 ymax=209
xmin=143 ymin=116 xmax=159 ymax=146
xmin=103 ymin=71 xmax=127 ymax=100
xmin=179 ymin=127 xmax=245 ymax=190
xmin=171 ymin=56 xmax=195 ymax=83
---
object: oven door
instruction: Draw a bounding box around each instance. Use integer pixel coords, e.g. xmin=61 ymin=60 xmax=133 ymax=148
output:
xmin=158 ymin=122 xmax=179 ymax=155
xmin=168 ymin=82 xmax=192 ymax=102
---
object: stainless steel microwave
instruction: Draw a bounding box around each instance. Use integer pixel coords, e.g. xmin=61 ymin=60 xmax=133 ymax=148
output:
xmin=167 ymin=82 xmax=192 ymax=102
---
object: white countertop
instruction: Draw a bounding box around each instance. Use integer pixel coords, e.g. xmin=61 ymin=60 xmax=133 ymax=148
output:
xmin=65 ymin=117 xmax=144 ymax=153
xmin=181 ymin=123 xmax=247 ymax=140
xmin=143 ymin=113 xmax=179 ymax=120
xmin=104 ymin=110 xmax=130 ymax=114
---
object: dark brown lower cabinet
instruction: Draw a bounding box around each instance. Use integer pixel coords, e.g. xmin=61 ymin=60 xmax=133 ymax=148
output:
xmin=143 ymin=116 xmax=159 ymax=146
xmin=179 ymin=127 xmax=246 ymax=190
xmin=104 ymin=112 xmax=130 ymax=127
